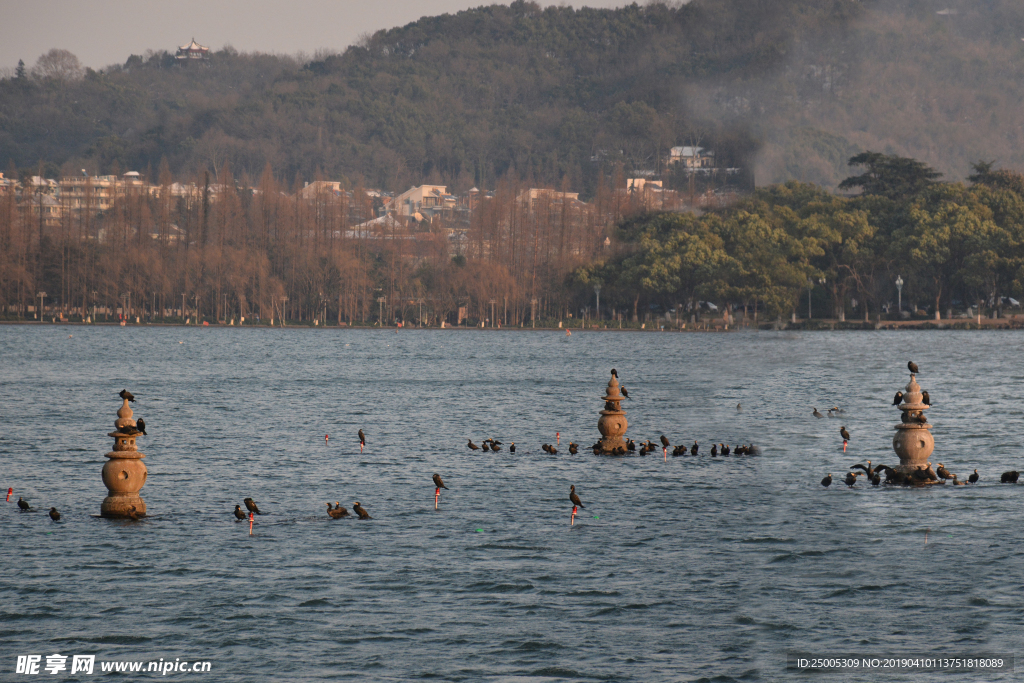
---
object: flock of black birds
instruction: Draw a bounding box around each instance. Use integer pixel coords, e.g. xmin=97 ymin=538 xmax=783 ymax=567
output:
xmin=822 ymin=361 xmax=1020 ymax=489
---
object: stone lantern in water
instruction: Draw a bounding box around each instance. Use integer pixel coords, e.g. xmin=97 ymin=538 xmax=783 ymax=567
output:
xmin=596 ymin=370 xmax=628 ymax=454
xmin=101 ymin=397 xmax=148 ymax=517
xmin=893 ymin=373 xmax=933 ymax=473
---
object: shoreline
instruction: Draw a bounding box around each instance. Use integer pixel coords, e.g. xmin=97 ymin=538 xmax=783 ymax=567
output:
xmin=2 ymin=319 xmax=1022 ymax=331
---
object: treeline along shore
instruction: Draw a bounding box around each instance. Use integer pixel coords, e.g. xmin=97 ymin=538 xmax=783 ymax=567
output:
xmin=3 ymin=153 xmax=1024 ymax=329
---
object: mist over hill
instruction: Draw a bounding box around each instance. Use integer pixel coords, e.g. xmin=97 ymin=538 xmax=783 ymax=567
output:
xmin=1 ymin=0 xmax=1022 ymax=193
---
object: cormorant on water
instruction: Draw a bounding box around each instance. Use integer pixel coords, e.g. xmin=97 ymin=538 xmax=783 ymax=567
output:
xmin=233 ymin=504 xmax=245 ymax=520
xmin=870 ymin=472 xmax=881 ymax=486
xmin=892 ymin=391 xmax=904 ymax=406
xmin=433 ymin=473 xmax=448 ymax=490
xmin=845 ymin=472 xmax=862 ymax=487
xmin=969 ymin=469 xmax=979 ymax=484
xmin=922 ymin=391 xmax=931 ymax=406
xmin=467 ymin=439 xmax=480 ymax=451
xmin=353 ymin=502 xmax=371 ymax=519
xmin=244 ymin=498 xmax=262 ymax=515
xmin=358 ymin=429 xmax=366 ymax=445
xmin=509 ymin=442 xmax=516 ymax=454
xmin=626 ymin=439 xmax=636 ymax=452
xmin=1001 ymin=471 xmax=1019 ymax=483
xmin=568 ymin=443 xmax=578 ymax=455
xmin=737 ymin=403 xmax=742 ymax=410
xmin=17 ymin=497 xmax=29 ymax=510
xmin=813 ymin=408 xmax=824 ymax=418
xmin=660 ymin=435 xmax=670 ymax=449
xmin=569 ymin=485 xmax=584 ymax=509
xmin=119 ymin=389 xmax=135 ymax=403
xmin=821 ymin=473 xmax=832 ymax=487
xmin=952 ymin=475 xmax=967 ymax=485
xmin=710 ymin=444 xmax=718 ymax=456
xmin=908 ymin=361 xmax=919 ymax=374
xmin=328 ymin=502 xmax=349 ymax=519
xmin=840 ymin=426 xmax=851 ymax=442
xmin=542 ymin=444 xmax=551 ymax=453
xmin=936 ymin=463 xmax=953 ymax=480
xmin=722 ymin=444 xmax=731 ymax=456
xmin=549 ymin=445 xmax=558 ymax=455
xmin=851 ymin=461 xmax=874 ymax=478
xmin=49 ymin=507 xmax=60 ymax=521
xmin=136 ymin=417 xmax=147 ymax=435
xmin=490 ymin=441 xmax=501 ymax=452
xmin=691 ymin=441 xmax=698 ymax=456
xmin=621 ymin=386 xmax=631 ymax=399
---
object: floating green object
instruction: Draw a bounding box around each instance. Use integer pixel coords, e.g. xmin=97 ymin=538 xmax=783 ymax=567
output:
xmin=593 ymin=515 xmax=599 ymax=520
xmin=476 ymin=529 xmax=483 ymax=532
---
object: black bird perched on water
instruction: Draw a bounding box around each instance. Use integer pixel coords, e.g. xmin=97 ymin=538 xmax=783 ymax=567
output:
xmin=433 ymin=473 xmax=448 ymax=490
xmin=851 ymin=461 xmax=875 ymax=478
xmin=490 ymin=441 xmax=501 ymax=452
xmin=840 ymin=426 xmax=851 ymax=442
xmin=621 ymin=386 xmax=631 ymax=399
xmin=244 ymin=498 xmax=262 ymax=515
xmin=821 ymin=473 xmax=832 ymax=487
xmin=722 ymin=444 xmax=731 ymax=456
xmin=969 ymin=469 xmax=979 ymax=484
xmin=691 ymin=441 xmax=699 ymax=456
xmin=568 ymin=442 xmax=578 ymax=455
xmin=908 ymin=360 xmax=919 ymax=374
xmin=467 ymin=439 xmax=480 ymax=451
xmin=845 ymin=472 xmax=862 ymax=487
xmin=870 ymin=472 xmax=881 ymax=486
xmin=353 ymin=502 xmax=371 ymax=519
xmin=921 ymin=391 xmax=931 ymax=406
xmin=358 ymin=429 xmax=366 ymax=445
xmin=327 ymin=502 xmax=349 ymax=519
xmin=569 ymin=485 xmax=585 ymax=509
xmin=17 ymin=497 xmax=29 ymax=511
xmin=233 ymin=505 xmax=245 ymax=520
xmin=710 ymin=443 xmax=718 ymax=456
xmin=660 ymin=435 xmax=670 ymax=449
xmin=119 ymin=389 xmax=135 ymax=403
xmin=509 ymin=442 xmax=516 ymax=453
xmin=936 ymin=463 xmax=953 ymax=480
xmin=1001 ymin=471 xmax=1019 ymax=483
xmin=549 ymin=445 xmax=558 ymax=455
xmin=626 ymin=439 xmax=636 ymax=452
xmin=136 ymin=417 xmax=147 ymax=435
xmin=542 ymin=444 xmax=551 ymax=453
xmin=49 ymin=507 xmax=60 ymax=521
xmin=892 ymin=391 xmax=904 ymax=406
xmin=813 ymin=408 xmax=824 ymax=418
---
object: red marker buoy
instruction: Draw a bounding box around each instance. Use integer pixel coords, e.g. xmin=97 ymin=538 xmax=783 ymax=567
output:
xmin=249 ymin=511 xmax=254 ymax=536
xmin=843 ymin=440 xmax=848 ymax=453
xmin=556 ymin=432 xmax=560 ymax=446
xmin=435 ymin=487 xmax=440 ymax=510
xmin=663 ymin=447 xmax=667 ymax=462
xmin=571 ymin=505 xmax=577 ymax=526
xmin=325 ymin=434 xmax=329 ymax=444
xmin=6 ymin=487 xmax=11 ymax=502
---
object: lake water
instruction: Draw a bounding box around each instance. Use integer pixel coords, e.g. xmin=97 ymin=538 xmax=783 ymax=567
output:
xmin=2 ymin=326 xmax=1023 ymax=681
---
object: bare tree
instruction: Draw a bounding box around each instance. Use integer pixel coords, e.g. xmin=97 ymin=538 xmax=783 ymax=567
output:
xmin=32 ymin=49 xmax=83 ymax=83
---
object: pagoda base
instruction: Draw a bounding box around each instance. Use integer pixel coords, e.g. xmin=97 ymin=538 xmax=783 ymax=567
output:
xmin=595 ymin=436 xmax=627 ymax=455
xmin=101 ymin=493 xmax=146 ymax=518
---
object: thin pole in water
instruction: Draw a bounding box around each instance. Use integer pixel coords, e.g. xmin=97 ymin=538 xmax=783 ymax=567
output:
xmin=325 ymin=434 xmax=329 ymax=444
xmin=6 ymin=487 xmax=11 ymax=502
xmin=571 ymin=505 xmax=577 ymax=526
xmin=249 ymin=512 xmax=254 ymax=536
xmin=556 ymin=432 xmax=560 ymax=446
xmin=843 ymin=440 xmax=848 ymax=453
xmin=435 ymin=487 xmax=440 ymax=510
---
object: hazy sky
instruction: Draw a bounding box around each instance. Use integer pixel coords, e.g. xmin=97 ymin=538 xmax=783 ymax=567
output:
xmin=1 ymin=0 xmax=627 ymax=70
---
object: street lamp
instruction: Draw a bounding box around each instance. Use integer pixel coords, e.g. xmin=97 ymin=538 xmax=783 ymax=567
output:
xmin=594 ymin=285 xmax=601 ymax=322
xmin=895 ymin=275 xmax=904 ymax=314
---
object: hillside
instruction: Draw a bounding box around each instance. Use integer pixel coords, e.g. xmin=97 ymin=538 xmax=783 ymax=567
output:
xmin=1 ymin=0 xmax=1023 ymax=193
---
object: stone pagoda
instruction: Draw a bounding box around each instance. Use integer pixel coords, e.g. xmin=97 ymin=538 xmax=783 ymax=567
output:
xmin=101 ymin=396 xmax=148 ymax=517
xmin=893 ymin=372 xmax=933 ymax=474
xmin=596 ymin=370 xmax=628 ymax=454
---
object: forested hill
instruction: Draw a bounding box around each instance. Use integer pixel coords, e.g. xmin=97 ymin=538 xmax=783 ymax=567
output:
xmin=1 ymin=0 xmax=1022 ymax=194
